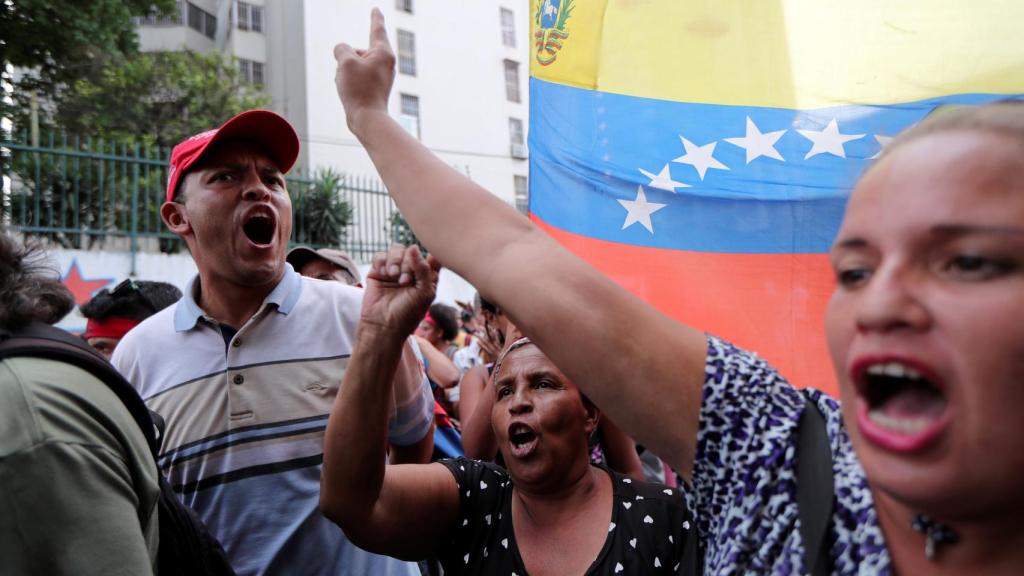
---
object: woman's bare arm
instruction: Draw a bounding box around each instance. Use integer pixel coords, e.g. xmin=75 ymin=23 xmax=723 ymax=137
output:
xmin=460 ymin=365 xmax=499 ymax=460
xmin=598 ymin=417 xmax=646 ymax=483
xmin=334 ymin=10 xmax=707 ymax=477
xmin=415 ymin=334 xmax=460 ymax=389
xmin=320 ymin=246 xmax=458 ymax=559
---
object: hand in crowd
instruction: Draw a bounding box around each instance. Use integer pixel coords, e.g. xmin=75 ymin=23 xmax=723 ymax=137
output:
xmin=360 ymin=244 xmax=441 ymax=341
xmin=333 ymin=8 xmax=394 ymax=133
xmin=476 ymin=319 xmax=503 ymax=363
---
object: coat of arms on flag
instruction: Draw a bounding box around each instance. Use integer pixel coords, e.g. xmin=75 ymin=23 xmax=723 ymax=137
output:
xmin=534 ymin=0 xmax=573 ymax=66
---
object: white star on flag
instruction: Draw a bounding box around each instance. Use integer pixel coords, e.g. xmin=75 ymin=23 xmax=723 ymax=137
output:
xmin=869 ymin=134 xmax=894 ymax=160
xmin=672 ymin=136 xmax=728 ymax=180
xmin=725 ymin=117 xmax=787 ymax=164
xmin=618 ymin=186 xmax=666 ymax=234
xmin=638 ymin=164 xmax=688 ymax=192
xmin=797 ymin=118 xmax=865 ymax=160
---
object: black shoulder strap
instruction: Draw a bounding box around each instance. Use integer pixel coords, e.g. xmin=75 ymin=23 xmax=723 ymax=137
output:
xmin=0 ymin=323 xmax=159 ymax=454
xmin=1 ymin=324 xmax=237 ymax=575
xmin=797 ymin=398 xmax=835 ymax=576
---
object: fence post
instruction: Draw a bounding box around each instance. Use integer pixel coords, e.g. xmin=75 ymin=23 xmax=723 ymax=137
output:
xmin=130 ymin=143 xmax=140 ymax=276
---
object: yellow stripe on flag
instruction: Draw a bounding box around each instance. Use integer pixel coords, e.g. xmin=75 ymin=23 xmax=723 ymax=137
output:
xmin=530 ymin=0 xmax=1024 ymax=108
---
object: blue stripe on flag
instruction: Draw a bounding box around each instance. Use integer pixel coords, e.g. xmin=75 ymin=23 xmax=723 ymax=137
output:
xmin=528 ymin=78 xmax=1012 ymax=254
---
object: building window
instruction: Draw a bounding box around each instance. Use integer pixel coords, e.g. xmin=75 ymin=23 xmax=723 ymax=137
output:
xmin=187 ymin=2 xmax=217 ymax=39
xmin=514 ymin=175 xmax=529 ymax=214
xmin=239 ymin=58 xmax=265 ymax=86
xmin=397 ymin=30 xmax=417 ymax=76
xmin=251 ymin=61 xmax=264 ymax=85
xmin=396 ymin=0 xmax=413 ymax=13
xmin=237 ymin=1 xmax=263 ymax=33
xmin=503 ymin=59 xmax=520 ymax=103
xmin=400 ymin=94 xmax=421 ymax=139
xmin=509 ymin=117 xmax=526 ymax=158
xmin=133 ymin=1 xmax=183 ymax=26
xmin=500 ymin=8 xmax=516 ymax=47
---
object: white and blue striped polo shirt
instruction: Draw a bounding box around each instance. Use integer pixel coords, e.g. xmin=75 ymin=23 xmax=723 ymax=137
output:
xmin=113 ymin=265 xmax=433 ymax=576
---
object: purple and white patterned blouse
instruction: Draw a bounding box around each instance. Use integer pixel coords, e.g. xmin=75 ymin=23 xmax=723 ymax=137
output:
xmin=689 ymin=336 xmax=891 ymax=575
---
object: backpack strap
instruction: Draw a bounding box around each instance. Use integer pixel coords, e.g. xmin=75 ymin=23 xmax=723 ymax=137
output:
xmin=0 ymin=323 xmax=159 ymax=454
xmin=797 ymin=398 xmax=835 ymax=576
xmin=0 ymin=323 xmax=236 ymax=575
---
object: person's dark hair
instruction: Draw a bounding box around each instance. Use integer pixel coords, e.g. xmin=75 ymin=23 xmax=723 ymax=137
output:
xmin=0 ymin=231 xmax=75 ymax=330
xmin=429 ymin=303 xmax=460 ymax=341
xmin=476 ymin=292 xmax=498 ymax=315
xmin=80 ymin=280 xmax=182 ymax=322
xmin=171 ymin=180 xmax=187 ymax=205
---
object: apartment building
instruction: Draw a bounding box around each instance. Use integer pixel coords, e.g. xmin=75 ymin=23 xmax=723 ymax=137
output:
xmin=135 ymin=0 xmax=531 ymax=210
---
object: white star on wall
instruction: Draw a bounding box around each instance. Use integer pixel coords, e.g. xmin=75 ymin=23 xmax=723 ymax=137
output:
xmin=724 ymin=117 xmax=787 ymax=164
xmin=797 ymin=118 xmax=865 ymax=159
xmin=638 ymin=164 xmax=688 ymax=192
xmin=618 ymin=186 xmax=666 ymax=234
xmin=869 ymin=134 xmax=894 ymax=159
xmin=672 ymin=136 xmax=728 ymax=180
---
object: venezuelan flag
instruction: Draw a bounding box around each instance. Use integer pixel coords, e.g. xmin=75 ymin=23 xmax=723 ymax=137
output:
xmin=528 ymin=0 xmax=1024 ymax=394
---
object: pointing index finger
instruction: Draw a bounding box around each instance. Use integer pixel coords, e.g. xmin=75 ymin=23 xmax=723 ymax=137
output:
xmin=369 ymin=8 xmax=391 ymax=50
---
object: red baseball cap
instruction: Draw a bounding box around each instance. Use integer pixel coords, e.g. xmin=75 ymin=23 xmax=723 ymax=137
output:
xmin=166 ymin=109 xmax=300 ymax=202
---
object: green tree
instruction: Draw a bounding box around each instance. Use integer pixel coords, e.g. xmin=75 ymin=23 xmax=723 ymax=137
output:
xmin=292 ymin=168 xmax=354 ymax=247
xmin=3 ymin=51 xmax=270 ymax=252
xmin=0 ymin=0 xmax=175 ymax=120
xmin=389 ymin=211 xmax=426 ymax=253
xmin=54 ymin=50 xmax=269 ymax=149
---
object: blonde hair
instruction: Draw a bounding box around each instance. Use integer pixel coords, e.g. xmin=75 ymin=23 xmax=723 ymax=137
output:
xmin=879 ymin=100 xmax=1024 ymax=161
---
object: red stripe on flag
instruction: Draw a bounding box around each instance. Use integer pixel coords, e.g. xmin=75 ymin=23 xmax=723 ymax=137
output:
xmin=535 ymin=217 xmax=839 ymax=396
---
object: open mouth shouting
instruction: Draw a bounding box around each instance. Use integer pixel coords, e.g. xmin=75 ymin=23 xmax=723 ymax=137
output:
xmin=508 ymin=422 xmax=539 ymax=459
xmin=241 ymin=208 xmax=277 ymax=249
xmin=852 ymin=357 xmax=951 ymax=453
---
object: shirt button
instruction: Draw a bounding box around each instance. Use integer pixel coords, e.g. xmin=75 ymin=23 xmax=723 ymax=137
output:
xmin=232 ymin=339 xmax=242 ymax=347
xmin=233 ymin=374 xmax=244 ymax=385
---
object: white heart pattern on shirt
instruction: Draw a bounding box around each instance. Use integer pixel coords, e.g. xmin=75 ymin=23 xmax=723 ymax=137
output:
xmin=480 ymin=481 xmax=488 ymax=490
xmin=501 ymin=538 xmax=508 ymax=549
xmin=629 ymin=538 xmax=637 ymax=549
xmin=614 ymin=562 xmax=624 ymax=573
xmin=643 ymin=515 xmax=654 ymax=524
xmin=654 ymin=557 xmax=662 ymax=568
xmin=623 ymin=502 xmax=632 ymax=510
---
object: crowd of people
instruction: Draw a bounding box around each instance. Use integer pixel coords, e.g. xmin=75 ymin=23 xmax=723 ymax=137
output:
xmin=1 ymin=7 xmax=1022 ymax=575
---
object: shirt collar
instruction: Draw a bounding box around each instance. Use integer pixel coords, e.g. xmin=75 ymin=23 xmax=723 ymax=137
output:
xmin=173 ymin=263 xmax=303 ymax=332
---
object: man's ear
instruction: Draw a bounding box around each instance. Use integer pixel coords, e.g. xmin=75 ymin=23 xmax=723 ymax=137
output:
xmin=160 ymin=201 xmax=190 ymax=235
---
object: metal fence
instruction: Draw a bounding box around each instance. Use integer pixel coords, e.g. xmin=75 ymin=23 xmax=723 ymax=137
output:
xmin=0 ymin=132 xmax=405 ymax=264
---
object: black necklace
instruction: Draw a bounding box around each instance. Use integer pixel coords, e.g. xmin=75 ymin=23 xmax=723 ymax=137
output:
xmin=911 ymin=514 xmax=960 ymax=560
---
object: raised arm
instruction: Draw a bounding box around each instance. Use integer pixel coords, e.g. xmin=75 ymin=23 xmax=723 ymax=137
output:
xmin=414 ymin=334 xmax=460 ymax=389
xmin=598 ymin=417 xmax=646 ymax=483
xmin=320 ymin=245 xmax=458 ymax=560
xmin=334 ymin=10 xmax=707 ymax=477
xmin=459 ymin=364 xmax=499 ymax=461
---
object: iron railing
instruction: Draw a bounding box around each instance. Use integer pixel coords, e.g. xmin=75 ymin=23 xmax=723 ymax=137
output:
xmin=0 ymin=132 xmax=404 ymax=269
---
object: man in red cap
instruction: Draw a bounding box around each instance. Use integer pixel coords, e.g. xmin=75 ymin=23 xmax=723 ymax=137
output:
xmin=112 ymin=110 xmax=434 ymax=576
